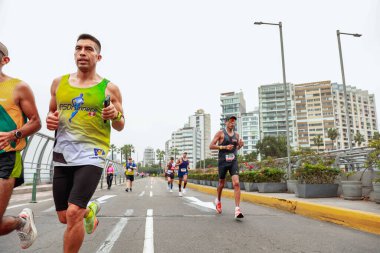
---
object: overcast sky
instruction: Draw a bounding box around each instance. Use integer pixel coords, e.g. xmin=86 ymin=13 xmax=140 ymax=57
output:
xmin=1 ymin=0 xmax=379 ymax=161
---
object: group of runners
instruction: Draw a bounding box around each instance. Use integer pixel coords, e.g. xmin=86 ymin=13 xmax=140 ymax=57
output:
xmin=165 ymin=152 xmax=190 ymax=196
xmin=0 ymin=34 xmax=244 ymax=253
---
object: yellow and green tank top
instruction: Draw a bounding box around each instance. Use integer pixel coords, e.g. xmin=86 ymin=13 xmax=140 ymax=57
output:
xmin=0 ymin=78 xmax=27 ymax=153
xmin=53 ymin=74 xmax=111 ymax=168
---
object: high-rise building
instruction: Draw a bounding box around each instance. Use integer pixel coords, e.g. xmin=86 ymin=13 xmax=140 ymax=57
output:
xmin=332 ymin=83 xmax=378 ymax=149
xmin=143 ymin=147 xmax=155 ymax=167
xmin=258 ymin=83 xmax=297 ymax=147
xmin=241 ymin=109 xmax=260 ymax=155
xmin=220 ymin=91 xmax=246 ymax=134
xmin=294 ymin=80 xmax=378 ymax=151
xmin=294 ymin=81 xmax=335 ymax=150
xmin=189 ymin=109 xmax=211 ymax=160
xmin=165 ymin=139 xmax=172 ymax=162
xmin=171 ymin=126 xmax=201 ymax=168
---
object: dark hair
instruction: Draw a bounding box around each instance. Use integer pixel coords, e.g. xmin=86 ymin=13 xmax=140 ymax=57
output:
xmin=77 ymin=34 xmax=101 ymax=53
xmin=170 ymin=157 xmax=174 ymax=160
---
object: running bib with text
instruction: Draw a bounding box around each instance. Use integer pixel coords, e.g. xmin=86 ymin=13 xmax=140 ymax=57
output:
xmin=181 ymin=168 xmax=187 ymax=172
xmin=225 ymin=154 xmax=235 ymax=162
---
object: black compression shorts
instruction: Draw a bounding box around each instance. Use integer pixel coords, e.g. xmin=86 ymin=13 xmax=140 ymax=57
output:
xmin=218 ymin=160 xmax=239 ymax=180
xmin=53 ymin=165 xmax=103 ymax=211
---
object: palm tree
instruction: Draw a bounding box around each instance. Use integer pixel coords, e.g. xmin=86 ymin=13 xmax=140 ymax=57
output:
xmin=354 ymin=131 xmax=365 ymax=147
xmin=109 ymin=144 xmax=118 ymax=160
xmin=120 ymin=144 xmax=135 ymax=162
xmin=170 ymin=147 xmax=179 ymax=161
xmin=312 ymin=135 xmax=323 ymax=153
xmin=156 ymin=149 xmax=165 ymax=172
xmin=327 ymin=128 xmax=338 ymax=151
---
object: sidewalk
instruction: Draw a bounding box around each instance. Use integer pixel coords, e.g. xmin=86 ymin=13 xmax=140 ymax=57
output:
xmin=184 ymin=182 xmax=380 ymax=236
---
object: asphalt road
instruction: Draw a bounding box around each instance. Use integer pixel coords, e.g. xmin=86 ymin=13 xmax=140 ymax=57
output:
xmin=1 ymin=177 xmax=380 ymax=253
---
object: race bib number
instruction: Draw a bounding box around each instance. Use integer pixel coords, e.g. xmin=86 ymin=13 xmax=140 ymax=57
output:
xmin=225 ymin=154 xmax=235 ymax=162
xmin=128 ymin=169 xmax=132 ymax=172
xmin=181 ymin=168 xmax=187 ymax=172
xmin=167 ymin=170 xmax=173 ymax=174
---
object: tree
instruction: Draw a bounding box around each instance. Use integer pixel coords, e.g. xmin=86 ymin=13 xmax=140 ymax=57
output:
xmin=120 ymin=144 xmax=135 ymax=162
xmin=327 ymin=128 xmax=338 ymax=151
xmin=256 ymin=136 xmax=287 ymax=159
xmin=312 ymin=135 xmax=323 ymax=153
xmin=170 ymin=147 xmax=180 ymax=161
xmin=373 ymin=132 xmax=380 ymax=141
xmin=156 ymin=149 xmax=165 ymax=171
xmin=196 ymin=158 xmax=218 ymax=168
xmin=366 ymin=138 xmax=380 ymax=169
xmin=244 ymin=151 xmax=258 ymax=162
xmin=109 ymin=144 xmax=118 ymax=160
xmin=354 ymin=131 xmax=365 ymax=147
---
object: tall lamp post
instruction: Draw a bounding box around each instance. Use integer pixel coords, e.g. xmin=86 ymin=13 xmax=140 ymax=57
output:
xmin=254 ymin=21 xmax=291 ymax=176
xmin=336 ymin=30 xmax=362 ymax=151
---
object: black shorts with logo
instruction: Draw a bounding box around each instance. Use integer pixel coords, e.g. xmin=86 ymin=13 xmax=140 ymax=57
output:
xmin=126 ymin=175 xmax=134 ymax=181
xmin=53 ymin=165 xmax=103 ymax=211
xmin=0 ymin=151 xmax=24 ymax=188
xmin=218 ymin=159 xmax=239 ymax=180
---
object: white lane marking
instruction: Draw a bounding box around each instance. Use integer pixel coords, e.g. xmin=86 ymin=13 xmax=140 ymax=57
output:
xmin=184 ymin=196 xmax=215 ymax=210
xmin=95 ymin=195 xmax=117 ymax=204
xmin=96 ymin=209 xmax=134 ymax=253
xmin=139 ymin=191 xmax=146 ymax=197
xmin=43 ymin=206 xmax=56 ymax=213
xmin=143 ymin=209 xmax=154 ymax=253
xmin=7 ymin=203 xmax=28 ymax=210
xmin=150 ymin=191 xmax=153 ymax=197
xmin=7 ymin=198 xmax=53 ymax=210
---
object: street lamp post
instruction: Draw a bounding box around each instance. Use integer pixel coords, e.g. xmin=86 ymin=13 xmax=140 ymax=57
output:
xmin=254 ymin=21 xmax=291 ymax=176
xmin=336 ymin=30 xmax=362 ymax=151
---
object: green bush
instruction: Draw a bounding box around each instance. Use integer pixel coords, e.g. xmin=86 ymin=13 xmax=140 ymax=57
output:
xmin=255 ymin=168 xmax=285 ymax=183
xmin=239 ymin=171 xmax=258 ymax=182
xmin=295 ymin=163 xmax=340 ymax=184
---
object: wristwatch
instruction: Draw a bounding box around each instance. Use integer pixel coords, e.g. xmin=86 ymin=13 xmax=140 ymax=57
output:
xmin=14 ymin=130 xmax=22 ymax=139
xmin=113 ymin=111 xmax=124 ymax=121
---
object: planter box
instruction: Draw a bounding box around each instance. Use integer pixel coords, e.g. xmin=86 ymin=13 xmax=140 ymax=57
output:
xmin=287 ymin=180 xmax=298 ymax=194
xmin=297 ymin=183 xmax=338 ymax=198
xmin=193 ymin=179 xmax=199 ymax=184
xmin=187 ymin=179 xmax=193 ymax=183
xmin=226 ymin=182 xmax=233 ymax=189
xmin=206 ymin=180 xmax=212 ymax=186
xmin=257 ymin=182 xmax=287 ymax=193
xmin=240 ymin=182 xmax=245 ymax=190
xmin=243 ymin=182 xmax=258 ymax=192
xmin=199 ymin=180 xmax=205 ymax=185
xmin=211 ymin=181 xmax=219 ymax=187
xmin=373 ymin=182 xmax=380 ymax=204
xmin=341 ymin=181 xmax=362 ymax=200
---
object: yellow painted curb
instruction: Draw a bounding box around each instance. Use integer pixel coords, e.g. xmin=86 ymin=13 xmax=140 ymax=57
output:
xmin=181 ymin=181 xmax=380 ymax=236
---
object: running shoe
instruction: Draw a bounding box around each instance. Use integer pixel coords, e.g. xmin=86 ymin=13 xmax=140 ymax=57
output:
xmin=125 ymin=188 xmax=129 ymax=192
xmin=17 ymin=208 xmax=37 ymax=249
xmin=84 ymin=200 xmax=101 ymax=234
xmin=214 ymin=198 xmax=222 ymax=214
xmin=170 ymin=189 xmax=173 ymax=193
xmin=179 ymin=191 xmax=183 ymax=197
xmin=130 ymin=188 xmax=132 ymax=192
xmin=182 ymin=188 xmax=187 ymax=194
xmin=234 ymin=207 xmax=244 ymax=219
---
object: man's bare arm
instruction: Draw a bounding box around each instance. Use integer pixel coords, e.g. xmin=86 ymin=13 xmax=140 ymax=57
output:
xmin=209 ymin=131 xmax=223 ymax=150
xmin=46 ymin=78 xmax=60 ymax=131
xmin=104 ymin=82 xmax=124 ymax=131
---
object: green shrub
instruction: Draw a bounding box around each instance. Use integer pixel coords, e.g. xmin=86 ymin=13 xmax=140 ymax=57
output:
xmin=239 ymin=171 xmax=258 ymax=182
xmin=255 ymin=168 xmax=285 ymax=183
xmin=295 ymin=163 xmax=340 ymax=184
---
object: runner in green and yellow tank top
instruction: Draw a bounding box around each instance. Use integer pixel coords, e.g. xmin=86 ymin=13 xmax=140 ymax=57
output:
xmin=0 ymin=41 xmax=41 ymax=249
xmin=46 ymin=34 xmax=125 ymax=253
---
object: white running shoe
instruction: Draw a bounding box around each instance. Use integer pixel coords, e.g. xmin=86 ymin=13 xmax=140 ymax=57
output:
xmin=182 ymin=188 xmax=187 ymax=194
xmin=179 ymin=191 xmax=183 ymax=197
xmin=17 ymin=208 xmax=37 ymax=249
xmin=234 ymin=207 xmax=244 ymax=219
xmin=170 ymin=189 xmax=173 ymax=193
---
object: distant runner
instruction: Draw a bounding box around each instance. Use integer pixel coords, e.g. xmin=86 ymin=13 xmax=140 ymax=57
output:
xmin=176 ymin=152 xmax=190 ymax=197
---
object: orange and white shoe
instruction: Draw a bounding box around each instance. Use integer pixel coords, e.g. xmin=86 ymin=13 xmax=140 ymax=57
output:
xmin=214 ymin=199 xmax=222 ymax=214
xmin=234 ymin=207 xmax=244 ymax=219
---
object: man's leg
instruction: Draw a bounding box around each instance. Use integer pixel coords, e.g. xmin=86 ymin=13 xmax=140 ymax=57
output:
xmin=0 ymin=178 xmax=22 ymax=235
xmin=63 ymin=204 xmax=87 ymax=253
xmin=217 ymin=179 xmax=225 ymax=201
xmin=231 ymin=175 xmax=241 ymax=207
xmin=183 ymin=174 xmax=188 ymax=194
